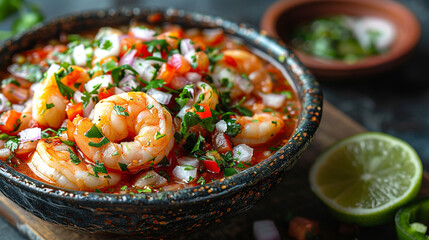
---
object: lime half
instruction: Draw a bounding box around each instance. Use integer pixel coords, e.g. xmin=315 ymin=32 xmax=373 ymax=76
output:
xmin=309 ymin=132 xmax=422 ymax=226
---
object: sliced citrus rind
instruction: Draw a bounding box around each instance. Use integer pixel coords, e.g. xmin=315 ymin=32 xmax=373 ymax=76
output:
xmin=309 ymin=132 xmax=422 ymax=226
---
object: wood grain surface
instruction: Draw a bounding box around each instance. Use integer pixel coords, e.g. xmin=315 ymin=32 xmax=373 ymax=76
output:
xmin=0 ymin=101 xmax=428 ymax=240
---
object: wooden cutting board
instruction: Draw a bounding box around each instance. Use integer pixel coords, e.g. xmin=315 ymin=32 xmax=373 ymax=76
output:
xmin=0 ymin=101 xmax=428 ymax=240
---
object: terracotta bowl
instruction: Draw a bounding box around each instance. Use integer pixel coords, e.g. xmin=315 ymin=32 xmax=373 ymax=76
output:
xmin=260 ymin=0 xmax=421 ymax=79
xmin=0 ymin=8 xmax=322 ymax=238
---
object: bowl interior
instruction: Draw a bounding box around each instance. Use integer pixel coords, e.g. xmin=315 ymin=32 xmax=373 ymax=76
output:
xmin=0 ymin=8 xmax=322 ymax=204
xmin=261 ymin=0 xmax=420 ymax=77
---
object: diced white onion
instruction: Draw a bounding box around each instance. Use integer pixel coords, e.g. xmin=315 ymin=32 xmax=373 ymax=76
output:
xmin=73 ymin=90 xmax=83 ymax=103
xmin=260 ymin=93 xmax=286 ymax=109
xmin=0 ymin=93 xmax=9 ymax=112
xmin=72 ymin=44 xmax=87 ymax=66
xmin=132 ymin=58 xmax=157 ymax=82
xmin=177 ymin=157 xmax=199 ymax=168
xmin=12 ymin=104 xmax=25 ymax=112
xmin=214 ymin=67 xmax=237 ymax=89
xmin=253 ymin=220 xmax=280 ymax=240
xmin=30 ymin=82 xmax=42 ymax=93
xmin=352 ymin=17 xmax=396 ymax=51
xmin=236 ymin=75 xmax=254 ymax=94
xmin=119 ymin=49 xmax=137 ymax=66
xmin=46 ymin=64 xmax=61 ymax=78
xmin=119 ymin=74 xmax=139 ymax=92
xmin=130 ymin=26 xmax=156 ymax=41
xmin=114 ymin=87 xmax=125 ymax=95
xmin=95 ymin=27 xmax=122 ymax=40
xmin=146 ymin=88 xmax=172 ymax=105
xmin=177 ymin=105 xmax=191 ymax=119
xmin=173 ymin=165 xmax=197 ymax=183
xmin=233 ymin=144 xmax=253 ymax=162
xmin=93 ymin=34 xmax=120 ymax=60
xmin=18 ymin=128 xmax=42 ymax=143
xmin=180 ymin=39 xmax=195 ymax=56
xmin=185 ymin=72 xmax=202 ymax=82
xmin=134 ymin=170 xmax=167 ymax=188
xmin=215 ymin=120 xmax=227 ymax=133
xmin=184 ymin=51 xmax=197 ymax=66
xmin=84 ymin=75 xmax=113 ymax=92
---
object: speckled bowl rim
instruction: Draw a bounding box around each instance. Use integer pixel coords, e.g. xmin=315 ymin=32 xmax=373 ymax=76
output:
xmin=0 ymin=8 xmax=322 ymax=206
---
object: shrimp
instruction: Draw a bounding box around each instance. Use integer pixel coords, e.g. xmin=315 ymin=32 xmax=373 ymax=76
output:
xmin=232 ymin=113 xmax=284 ymax=146
xmin=72 ymin=92 xmax=174 ymax=172
xmin=32 ymin=65 xmax=89 ymax=128
xmin=194 ymin=81 xmax=218 ymax=109
xmin=28 ymin=138 xmax=121 ymax=191
xmin=213 ymin=49 xmax=273 ymax=98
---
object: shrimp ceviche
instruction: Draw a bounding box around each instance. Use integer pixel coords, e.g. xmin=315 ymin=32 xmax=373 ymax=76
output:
xmin=0 ymin=23 xmax=300 ymax=193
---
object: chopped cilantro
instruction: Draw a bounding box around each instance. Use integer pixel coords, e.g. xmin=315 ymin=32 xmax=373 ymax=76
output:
xmin=89 ymin=137 xmax=110 ymax=147
xmin=68 ymin=148 xmax=81 ymax=165
xmin=224 ymin=167 xmax=238 ymax=177
xmin=113 ymin=105 xmax=129 ymax=116
xmin=84 ymin=124 xmax=103 ymax=138
xmin=155 ymin=132 xmax=166 ymax=140
xmin=120 ymin=185 xmax=128 ymax=191
xmin=145 ymin=56 xmax=166 ymax=62
xmin=92 ymin=161 xmax=108 ymax=177
xmin=102 ymin=59 xmax=118 ymax=73
xmin=118 ymin=162 xmax=129 ymax=172
xmin=100 ymin=39 xmax=113 ymax=50
xmin=197 ymin=176 xmax=206 ymax=185
xmin=5 ymin=138 xmax=19 ymax=152
xmin=144 ymin=79 xmax=165 ymax=91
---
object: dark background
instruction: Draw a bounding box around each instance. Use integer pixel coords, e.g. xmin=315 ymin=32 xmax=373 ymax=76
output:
xmin=0 ymin=0 xmax=428 ymax=239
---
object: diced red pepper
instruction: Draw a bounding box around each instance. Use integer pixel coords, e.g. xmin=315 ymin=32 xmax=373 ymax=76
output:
xmin=0 ymin=110 xmax=22 ymax=134
xmin=212 ymin=132 xmax=233 ymax=154
xmin=288 ymin=217 xmax=319 ymax=240
xmin=147 ymin=12 xmax=162 ymax=23
xmin=156 ymin=63 xmax=176 ymax=84
xmin=202 ymin=160 xmax=220 ymax=173
xmin=66 ymin=102 xmax=83 ymax=121
xmin=195 ymin=104 xmax=211 ymax=119
xmin=98 ymin=88 xmax=114 ymax=100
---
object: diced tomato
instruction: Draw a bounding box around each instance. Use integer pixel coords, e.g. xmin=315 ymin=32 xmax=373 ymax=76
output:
xmin=60 ymin=66 xmax=90 ymax=90
xmin=288 ymin=217 xmax=319 ymax=240
xmin=66 ymin=102 xmax=83 ymax=121
xmin=156 ymin=63 xmax=176 ymax=84
xmin=0 ymin=110 xmax=22 ymax=134
xmin=168 ymin=54 xmax=191 ymax=74
xmin=98 ymin=88 xmax=114 ymax=100
xmin=120 ymin=37 xmax=150 ymax=58
xmin=223 ymin=55 xmax=237 ymax=68
xmin=212 ymin=132 xmax=233 ymax=154
xmin=193 ymin=51 xmax=209 ymax=73
xmin=202 ymin=160 xmax=220 ymax=173
xmin=195 ymin=104 xmax=211 ymax=119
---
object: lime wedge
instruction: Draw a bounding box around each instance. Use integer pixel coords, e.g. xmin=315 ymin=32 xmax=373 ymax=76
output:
xmin=309 ymin=132 xmax=422 ymax=226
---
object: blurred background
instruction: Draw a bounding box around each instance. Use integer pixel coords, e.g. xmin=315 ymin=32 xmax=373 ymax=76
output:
xmin=0 ymin=0 xmax=428 ymax=239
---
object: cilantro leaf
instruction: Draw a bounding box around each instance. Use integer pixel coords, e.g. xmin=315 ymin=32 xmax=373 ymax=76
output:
xmin=84 ymin=124 xmax=103 ymax=138
xmin=113 ymin=105 xmax=129 ymax=116
xmin=118 ymin=162 xmax=129 ymax=172
xmin=92 ymin=161 xmax=108 ymax=177
xmin=5 ymin=138 xmax=19 ymax=152
xmin=100 ymin=39 xmax=113 ymax=50
xmin=89 ymin=137 xmax=110 ymax=147
xmin=144 ymin=79 xmax=165 ymax=91
xmin=68 ymin=148 xmax=81 ymax=165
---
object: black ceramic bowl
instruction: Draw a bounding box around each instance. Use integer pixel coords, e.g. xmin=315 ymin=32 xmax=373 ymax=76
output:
xmin=0 ymin=8 xmax=322 ymax=238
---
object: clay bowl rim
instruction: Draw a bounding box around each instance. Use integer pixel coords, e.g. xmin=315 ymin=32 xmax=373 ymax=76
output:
xmin=0 ymin=7 xmax=322 ymax=206
xmin=260 ymin=0 xmax=421 ymax=73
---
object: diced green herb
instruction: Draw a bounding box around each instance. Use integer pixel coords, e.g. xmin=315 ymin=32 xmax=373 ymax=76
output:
xmin=224 ymin=167 xmax=238 ymax=177
xmin=68 ymin=148 xmax=81 ymax=165
xmin=197 ymin=176 xmax=206 ymax=185
xmin=118 ymin=162 xmax=129 ymax=172
xmin=84 ymin=124 xmax=103 ymax=138
xmin=89 ymin=137 xmax=110 ymax=147
xmin=92 ymin=161 xmax=108 ymax=177
xmin=113 ymin=105 xmax=129 ymax=116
